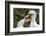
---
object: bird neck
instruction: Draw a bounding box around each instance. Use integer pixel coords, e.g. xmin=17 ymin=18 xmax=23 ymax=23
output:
xmin=31 ymin=16 xmax=36 ymax=22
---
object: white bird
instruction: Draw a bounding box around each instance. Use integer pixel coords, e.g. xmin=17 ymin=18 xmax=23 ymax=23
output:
xmin=17 ymin=10 xmax=39 ymax=28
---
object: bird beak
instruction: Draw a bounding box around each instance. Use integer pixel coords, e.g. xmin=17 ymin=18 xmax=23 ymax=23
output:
xmin=24 ymin=15 xmax=30 ymax=19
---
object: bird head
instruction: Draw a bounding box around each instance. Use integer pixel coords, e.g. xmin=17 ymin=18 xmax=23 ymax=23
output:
xmin=24 ymin=10 xmax=36 ymax=21
xmin=25 ymin=10 xmax=36 ymax=19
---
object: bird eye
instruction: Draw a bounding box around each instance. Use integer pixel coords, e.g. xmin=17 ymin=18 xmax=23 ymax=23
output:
xmin=28 ymin=14 xmax=32 ymax=16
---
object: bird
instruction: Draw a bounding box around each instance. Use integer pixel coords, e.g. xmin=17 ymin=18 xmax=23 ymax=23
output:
xmin=17 ymin=10 xmax=39 ymax=28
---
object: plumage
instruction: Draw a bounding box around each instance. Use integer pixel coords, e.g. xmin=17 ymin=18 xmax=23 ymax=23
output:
xmin=17 ymin=10 xmax=39 ymax=28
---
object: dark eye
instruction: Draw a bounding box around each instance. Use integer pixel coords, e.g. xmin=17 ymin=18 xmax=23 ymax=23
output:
xmin=28 ymin=14 xmax=32 ymax=16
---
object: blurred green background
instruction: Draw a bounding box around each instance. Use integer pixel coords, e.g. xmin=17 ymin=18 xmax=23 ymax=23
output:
xmin=13 ymin=8 xmax=39 ymax=28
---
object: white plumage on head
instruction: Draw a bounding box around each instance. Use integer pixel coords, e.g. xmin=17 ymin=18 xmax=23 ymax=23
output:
xmin=28 ymin=10 xmax=36 ymax=15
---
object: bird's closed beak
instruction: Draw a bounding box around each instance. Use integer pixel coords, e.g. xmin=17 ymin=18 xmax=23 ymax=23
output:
xmin=24 ymin=15 xmax=31 ymax=19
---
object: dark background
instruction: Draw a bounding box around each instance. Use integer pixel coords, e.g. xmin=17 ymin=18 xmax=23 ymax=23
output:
xmin=13 ymin=8 xmax=39 ymax=28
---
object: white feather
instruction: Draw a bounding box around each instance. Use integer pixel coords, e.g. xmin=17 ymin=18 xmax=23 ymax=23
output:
xmin=17 ymin=10 xmax=39 ymax=27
